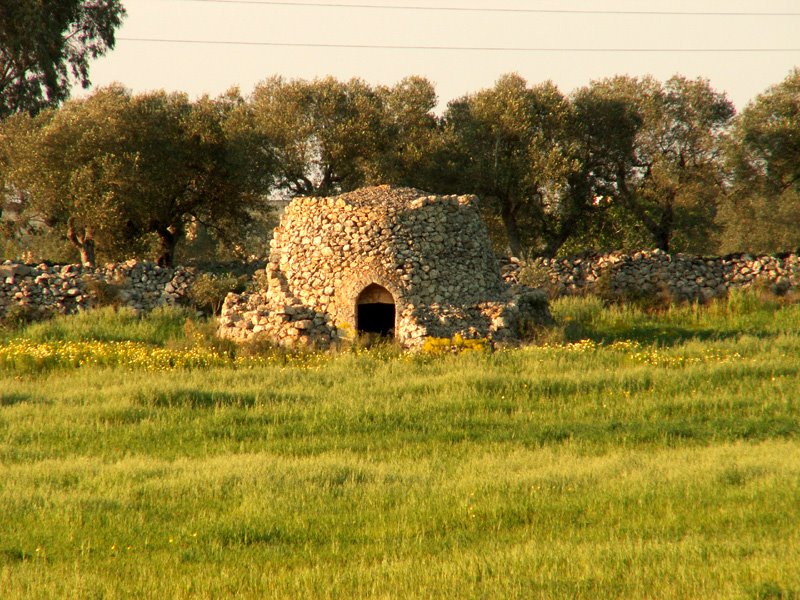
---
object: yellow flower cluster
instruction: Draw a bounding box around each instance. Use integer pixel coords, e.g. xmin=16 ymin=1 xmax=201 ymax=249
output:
xmin=606 ymin=339 xmax=743 ymax=367
xmin=0 ymin=339 xmax=226 ymax=372
xmin=0 ymin=339 xmax=329 ymax=373
xmin=534 ymin=338 xmax=743 ymax=368
xmin=421 ymin=334 xmax=489 ymax=355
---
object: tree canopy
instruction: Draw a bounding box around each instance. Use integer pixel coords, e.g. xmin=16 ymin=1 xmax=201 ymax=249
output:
xmin=443 ymin=74 xmax=578 ymax=256
xmin=1 ymin=71 xmax=798 ymax=264
xmin=0 ymin=0 xmax=126 ymax=118
xmin=719 ymin=68 xmax=800 ymax=253
xmin=1 ymin=85 xmax=272 ymax=266
xmin=576 ymin=75 xmax=735 ymax=253
xmin=243 ymin=75 xmax=440 ymax=199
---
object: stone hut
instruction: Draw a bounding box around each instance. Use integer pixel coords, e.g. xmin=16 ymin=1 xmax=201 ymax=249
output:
xmin=219 ymin=185 xmax=548 ymax=348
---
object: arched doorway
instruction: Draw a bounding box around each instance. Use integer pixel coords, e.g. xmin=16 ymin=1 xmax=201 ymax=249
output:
xmin=356 ymin=284 xmax=395 ymax=337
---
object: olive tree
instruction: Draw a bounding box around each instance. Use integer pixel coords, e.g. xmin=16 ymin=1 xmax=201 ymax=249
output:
xmin=719 ymin=69 xmax=800 ymax=252
xmin=2 ymin=85 xmax=272 ymax=266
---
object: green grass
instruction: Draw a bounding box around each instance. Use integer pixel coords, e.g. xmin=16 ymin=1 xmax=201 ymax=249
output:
xmin=0 ymin=305 xmax=194 ymax=345
xmin=1 ymin=293 xmax=799 ymax=598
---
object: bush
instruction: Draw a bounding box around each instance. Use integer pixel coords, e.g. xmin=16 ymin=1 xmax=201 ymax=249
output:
xmin=83 ymin=276 xmax=124 ymax=308
xmin=187 ymin=273 xmax=246 ymax=316
xmin=517 ymin=261 xmax=560 ymax=297
xmin=167 ymin=317 xmax=238 ymax=357
xmin=248 ymin=268 xmax=270 ymax=292
xmin=0 ymin=303 xmax=44 ymax=332
xmin=593 ymin=269 xmax=676 ymax=313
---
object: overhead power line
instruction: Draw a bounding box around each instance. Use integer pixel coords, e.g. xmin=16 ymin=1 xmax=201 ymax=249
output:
xmin=172 ymin=0 xmax=800 ymax=17
xmin=118 ymin=38 xmax=800 ymax=52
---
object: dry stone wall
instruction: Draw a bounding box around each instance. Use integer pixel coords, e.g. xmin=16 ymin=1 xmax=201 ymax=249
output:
xmin=219 ymin=185 xmax=550 ymax=349
xmin=502 ymin=249 xmax=800 ymax=301
xmin=0 ymin=259 xmax=196 ymax=318
xmin=9 ymin=224 xmax=793 ymax=338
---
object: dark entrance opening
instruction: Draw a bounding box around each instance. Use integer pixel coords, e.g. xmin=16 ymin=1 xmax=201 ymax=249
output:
xmin=357 ymin=303 xmax=395 ymax=336
xmin=356 ymin=284 xmax=395 ymax=337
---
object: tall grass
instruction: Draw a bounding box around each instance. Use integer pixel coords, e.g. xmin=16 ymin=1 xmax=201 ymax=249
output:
xmin=0 ymin=305 xmax=194 ymax=345
xmin=1 ymin=291 xmax=799 ymax=598
xmin=552 ymin=288 xmax=800 ymax=344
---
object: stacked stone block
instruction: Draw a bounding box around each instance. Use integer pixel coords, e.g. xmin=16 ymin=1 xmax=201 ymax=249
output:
xmin=0 ymin=259 xmax=195 ymax=318
xmin=503 ymin=249 xmax=800 ymax=301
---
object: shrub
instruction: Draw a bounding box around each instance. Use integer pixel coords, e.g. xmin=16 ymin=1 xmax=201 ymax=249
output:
xmin=593 ymin=268 xmax=676 ymax=313
xmin=0 ymin=303 xmax=44 ymax=331
xmin=168 ymin=317 xmax=238 ymax=357
xmin=249 ymin=268 xmax=270 ymax=292
xmin=187 ymin=273 xmax=246 ymax=316
xmin=517 ymin=261 xmax=560 ymax=297
xmin=83 ymin=276 xmax=124 ymax=308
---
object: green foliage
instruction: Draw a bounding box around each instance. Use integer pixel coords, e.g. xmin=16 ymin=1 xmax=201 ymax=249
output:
xmin=0 ymin=227 xmax=79 ymax=264
xmin=0 ymin=0 xmax=126 ymax=118
xmin=719 ymin=69 xmax=800 ymax=253
xmin=0 ymin=303 xmax=44 ymax=332
xmin=515 ymin=291 xmax=555 ymax=342
xmin=2 ymin=70 xmax=799 ymax=263
xmin=443 ymin=74 xmax=580 ymax=256
xmin=0 ymin=86 xmax=273 ymax=266
xmin=517 ymin=261 xmax=560 ymax=296
xmin=592 ymin=268 xmax=677 ymax=312
xmin=717 ymin=190 xmax=800 ymax=254
xmin=244 ymin=75 xmax=441 ymax=198
xmin=549 ymin=288 xmax=800 ymax=345
xmin=82 ymin=276 xmax=123 ymax=309
xmin=574 ymin=75 xmax=734 ymax=254
xmin=187 ymin=272 xmax=246 ymax=316
xmin=7 ymin=305 xmax=193 ymax=345
xmin=250 ymin=76 xmax=385 ymax=196
xmin=440 ymin=73 xmax=735 ymax=257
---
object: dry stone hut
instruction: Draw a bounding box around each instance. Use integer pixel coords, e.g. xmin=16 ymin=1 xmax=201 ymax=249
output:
xmin=219 ymin=185 xmax=549 ymax=348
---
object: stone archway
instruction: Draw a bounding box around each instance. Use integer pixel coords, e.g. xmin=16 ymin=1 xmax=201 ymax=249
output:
xmin=356 ymin=283 xmax=395 ymax=337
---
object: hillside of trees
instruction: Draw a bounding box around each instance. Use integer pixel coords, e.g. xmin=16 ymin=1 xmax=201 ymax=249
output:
xmin=1 ymin=69 xmax=799 ymax=266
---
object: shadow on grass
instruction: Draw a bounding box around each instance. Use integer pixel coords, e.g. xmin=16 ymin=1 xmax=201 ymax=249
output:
xmin=0 ymin=393 xmax=36 ymax=407
xmin=434 ymin=416 xmax=800 ymax=449
xmin=540 ymin=416 xmax=799 ymax=446
xmin=0 ymin=548 xmax=27 ymax=564
xmin=134 ymin=389 xmax=257 ymax=409
xmin=594 ymin=325 xmax=732 ymax=346
xmin=133 ymin=388 xmax=311 ymax=408
xmin=749 ymin=581 xmax=800 ymax=600
xmin=570 ymin=323 xmax=772 ymax=347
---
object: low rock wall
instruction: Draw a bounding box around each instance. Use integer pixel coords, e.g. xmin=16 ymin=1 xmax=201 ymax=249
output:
xmin=0 ymin=259 xmax=196 ymax=318
xmin=502 ymin=249 xmax=800 ymax=301
xmin=3 ymin=249 xmax=799 ymax=324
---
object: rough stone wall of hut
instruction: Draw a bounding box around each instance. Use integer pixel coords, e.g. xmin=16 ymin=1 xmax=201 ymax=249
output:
xmin=219 ymin=186 xmax=529 ymax=348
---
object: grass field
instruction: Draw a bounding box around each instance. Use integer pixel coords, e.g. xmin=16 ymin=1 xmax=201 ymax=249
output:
xmin=1 ymin=292 xmax=799 ymax=598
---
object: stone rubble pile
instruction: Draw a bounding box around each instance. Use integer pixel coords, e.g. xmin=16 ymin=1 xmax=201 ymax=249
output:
xmin=0 ymin=259 xmax=196 ymax=318
xmin=502 ymin=248 xmax=800 ymax=301
xmin=219 ymin=185 xmax=551 ymax=348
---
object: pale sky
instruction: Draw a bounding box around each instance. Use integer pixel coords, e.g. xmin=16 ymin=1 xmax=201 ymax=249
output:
xmin=84 ymin=0 xmax=800 ymax=112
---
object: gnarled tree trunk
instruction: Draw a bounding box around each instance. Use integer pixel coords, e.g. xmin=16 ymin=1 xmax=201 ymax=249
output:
xmin=67 ymin=217 xmax=96 ymax=267
xmin=500 ymin=197 xmax=522 ymax=258
xmin=156 ymin=224 xmax=183 ymax=267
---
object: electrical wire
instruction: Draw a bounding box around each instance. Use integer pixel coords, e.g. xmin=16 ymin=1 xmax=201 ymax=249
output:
xmin=169 ymin=0 xmax=800 ymax=17
xmin=117 ymin=38 xmax=800 ymax=52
